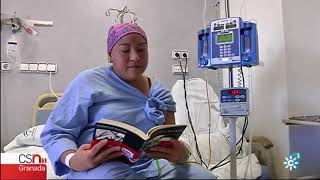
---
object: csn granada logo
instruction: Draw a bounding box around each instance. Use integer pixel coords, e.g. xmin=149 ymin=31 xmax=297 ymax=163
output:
xmin=1 ymin=153 xmax=47 ymax=179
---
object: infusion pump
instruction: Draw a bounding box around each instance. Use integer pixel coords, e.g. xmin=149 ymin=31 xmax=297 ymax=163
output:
xmin=198 ymin=17 xmax=259 ymax=69
xmin=220 ymin=87 xmax=249 ymax=117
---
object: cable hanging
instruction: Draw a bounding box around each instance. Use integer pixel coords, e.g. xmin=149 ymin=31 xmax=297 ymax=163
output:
xmin=105 ymin=6 xmax=137 ymax=23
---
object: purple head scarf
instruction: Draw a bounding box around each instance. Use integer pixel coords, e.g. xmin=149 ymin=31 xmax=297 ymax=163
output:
xmin=107 ymin=23 xmax=147 ymax=55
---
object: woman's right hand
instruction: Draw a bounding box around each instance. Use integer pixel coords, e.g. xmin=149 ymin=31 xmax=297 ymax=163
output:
xmin=68 ymin=140 xmax=124 ymax=172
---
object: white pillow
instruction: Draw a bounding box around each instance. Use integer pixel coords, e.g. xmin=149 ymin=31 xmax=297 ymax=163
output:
xmin=3 ymin=125 xmax=44 ymax=152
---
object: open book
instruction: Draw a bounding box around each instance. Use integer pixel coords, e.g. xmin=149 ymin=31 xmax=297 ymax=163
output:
xmin=91 ymin=119 xmax=187 ymax=164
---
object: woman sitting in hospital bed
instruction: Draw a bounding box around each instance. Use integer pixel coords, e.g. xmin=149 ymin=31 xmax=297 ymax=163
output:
xmin=40 ymin=22 xmax=216 ymax=179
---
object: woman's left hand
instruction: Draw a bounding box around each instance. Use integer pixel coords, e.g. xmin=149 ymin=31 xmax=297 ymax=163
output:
xmin=145 ymin=139 xmax=189 ymax=163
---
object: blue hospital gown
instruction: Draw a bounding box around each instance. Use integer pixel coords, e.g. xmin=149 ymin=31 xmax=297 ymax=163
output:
xmin=41 ymin=66 xmax=216 ymax=179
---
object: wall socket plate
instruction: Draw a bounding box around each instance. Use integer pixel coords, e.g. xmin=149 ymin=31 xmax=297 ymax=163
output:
xmin=1 ymin=62 xmax=12 ymax=72
xmin=19 ymin=62 xmax=57 ymax=73
xmin=172 ymin=50 xmax=189 ymax=60
xmin=172 ymin=64 xmax=189 ymax=74
xmin=180 ymin=51 xmax=189 ymax=59
xmin=172 ymin=50 xmax=181 ymax=59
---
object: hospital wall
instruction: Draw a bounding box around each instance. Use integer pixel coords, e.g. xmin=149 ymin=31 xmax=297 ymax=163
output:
xmin=282 ymin=0 xmax=320 ymax=117
xmin=282 ymin=0 xmax=320 ymax=178
xmin=226 ymin=0 xmax=320 ymax=178
xmin=1 ymin=1 xmax=221 ymax=150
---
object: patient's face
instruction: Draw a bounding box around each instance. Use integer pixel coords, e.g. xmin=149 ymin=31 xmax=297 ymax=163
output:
xmin=110 ymin=33 xmax=148 ymax=82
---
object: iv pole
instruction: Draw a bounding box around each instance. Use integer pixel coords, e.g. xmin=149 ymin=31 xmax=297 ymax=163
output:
xmin=224 ymin=0 xmax=237 ymax=178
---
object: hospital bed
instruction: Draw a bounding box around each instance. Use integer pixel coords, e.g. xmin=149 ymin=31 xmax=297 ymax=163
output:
xmin=3 ymin=84 xmax=273 ymax=179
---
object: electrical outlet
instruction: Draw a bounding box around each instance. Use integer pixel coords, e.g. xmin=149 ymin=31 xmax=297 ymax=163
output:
xmin=19 ymin=63 xmax=29 ymax=71
xmin=172 ymin=64 xmax=189 ymax=74
xmin=29 ymin=63 xmax=38 ymax=71
xmin=181 ymin=51 xmax=189 ymax=59
xmin=1 ymin=62 xmax=12 ymax=71
xmin=47 ymin=63 xmax=57 ymax=73
xmin=19 ymin=62 xmax=58 ymax=73
xmin=38 ymin=63 xmax=47 ymax=72
xmin=172 ymin=50 xmax=181 ymax=59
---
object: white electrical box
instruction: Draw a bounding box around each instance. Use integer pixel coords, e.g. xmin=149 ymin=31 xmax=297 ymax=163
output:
xmin=29 ymin=63 xmax=38 ymax=71
xmin=20 ymin=63 xmax=29 ymax=71
xmin=180 ymin=51 xmax=189 ymax=59
xmin=38 ymin=63 xmax=47 ymax=72
xmin=172 ymin=64 xmax=189 ymax=74
xmin=172 ymin=50 xmax=181 ymax=59
xmin=172 ymin=50 xmax=189 ymax=60
xmin=19 ymin=62 xmax=57 ymax=73
xmin=47 ymin=64 xmax=57 ymax=72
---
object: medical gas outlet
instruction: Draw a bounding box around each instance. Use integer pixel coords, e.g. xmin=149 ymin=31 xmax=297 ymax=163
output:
xmin=1 ymin=62 xmax=12 ymax=72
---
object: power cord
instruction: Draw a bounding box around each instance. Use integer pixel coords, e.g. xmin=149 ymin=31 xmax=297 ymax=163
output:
xmin=49 ymin=72 xmax=61 ymax=100
xmin=204 ymin=71 xmax=213 ymax=166
xmin=178 ymin=60 xmax=208 ymax=168
xmin=210 ymin=66 xmax=249 ymax=171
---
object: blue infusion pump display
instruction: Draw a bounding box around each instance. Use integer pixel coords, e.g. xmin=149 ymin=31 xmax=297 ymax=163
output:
xmin=198 ymin=17 xmax=259 ymax=69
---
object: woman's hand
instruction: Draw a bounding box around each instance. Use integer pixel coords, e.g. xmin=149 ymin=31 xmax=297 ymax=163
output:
xmin=67 ymin=140 xmax=124 ymax=171
xmin=145 ymin=139 xmax=190 ymax=163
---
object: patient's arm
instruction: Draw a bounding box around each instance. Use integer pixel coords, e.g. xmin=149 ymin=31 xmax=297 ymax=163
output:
xmin=145 ymin=111 xmax=190 ymax=163
xmin=60 ymin=140 xmax=123 ymax=172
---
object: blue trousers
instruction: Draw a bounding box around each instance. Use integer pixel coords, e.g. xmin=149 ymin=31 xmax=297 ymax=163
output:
xmin=68 ymin=159 xmax=216 ymax=179
xmin=68 ymin=160 xmax=272 ymax=179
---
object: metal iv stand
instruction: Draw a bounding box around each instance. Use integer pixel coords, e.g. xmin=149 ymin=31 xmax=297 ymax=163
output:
xmin=228 ymin=67 xmax=237 ymax=179
xmin=225 ymin=0 xmax=237 ymax=179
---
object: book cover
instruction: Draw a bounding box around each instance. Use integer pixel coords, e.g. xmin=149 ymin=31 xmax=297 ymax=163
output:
xmin=91 ymin=119 xmax=187 ymax=163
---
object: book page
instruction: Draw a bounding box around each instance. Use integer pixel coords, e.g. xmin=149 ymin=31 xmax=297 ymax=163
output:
xmin=98 ymin=119 xmax=148 ymax=140
xmin=147 ymin=124 xmax=187 ymax=139
xmin=143 ymin=125 xmax=187 ymax=150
